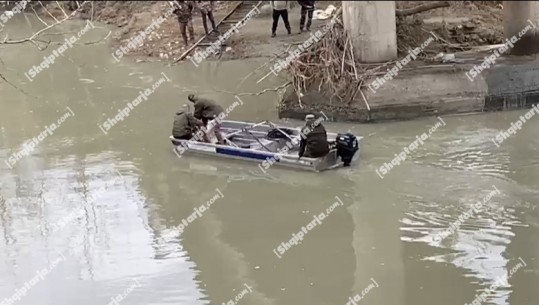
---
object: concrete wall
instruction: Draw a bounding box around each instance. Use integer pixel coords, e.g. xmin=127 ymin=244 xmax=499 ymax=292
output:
xmin=280 ymin=58 xmax=539 ymax=123
xmin=342 ymin=1 xmax=397 ymax=63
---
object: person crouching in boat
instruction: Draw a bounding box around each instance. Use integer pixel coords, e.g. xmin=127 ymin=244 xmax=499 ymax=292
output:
xmin=172 ymin=104 xmax=205 ymax=140
xmin=298 ymin=114 xmax=329 ymax=159
xmin=187 ymin=94 xmax=226 ymax=145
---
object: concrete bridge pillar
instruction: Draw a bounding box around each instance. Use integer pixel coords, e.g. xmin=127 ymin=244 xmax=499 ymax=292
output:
xmin=342 ymin=1 xmax=397 ymax=63
xmin=503 ymin=1 xmax=539 ymax=55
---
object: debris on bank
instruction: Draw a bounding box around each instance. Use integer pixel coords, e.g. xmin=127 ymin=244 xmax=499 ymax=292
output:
xmin=281 ymin=1 xmax=505 ymax=114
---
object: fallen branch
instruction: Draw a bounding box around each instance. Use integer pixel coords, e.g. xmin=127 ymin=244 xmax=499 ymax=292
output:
xmin=0 ymin=71 xmax=29 ymax=95
xmin=35 ymin=30 xmax=111 ymax=46
xmin=396 ymin=1 xmax=450 ymax=16
xmin=216 ymin=81 xmax=292 ymax=97
xmin=421 ymin=28 xmax=469 ymax=51
xmin=1 ymin=1 xmax=89 ymax=45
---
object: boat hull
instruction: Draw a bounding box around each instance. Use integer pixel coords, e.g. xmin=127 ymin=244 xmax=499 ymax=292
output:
xmin=170 ymin=120 xmax=362 ymax=172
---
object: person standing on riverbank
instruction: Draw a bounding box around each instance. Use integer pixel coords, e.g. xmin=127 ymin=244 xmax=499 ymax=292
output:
xmin=172 ymin=0 xmax=195 ymax=46
xmin=298 ymin=0 xmax=315 ymax=32
xmin=271 ymin=1 xmax=291 ymax=37
xmin=195 ymin=1 xmax=217 ymax=35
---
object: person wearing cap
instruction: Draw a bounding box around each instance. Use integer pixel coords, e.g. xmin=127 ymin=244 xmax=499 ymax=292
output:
xmin=298 ymin=114 xmax=329 ymax=159
xmin=172 ymin=104 xmax=204 ymax=140
xmin=187 ymin=94 xmax=225 ymax=144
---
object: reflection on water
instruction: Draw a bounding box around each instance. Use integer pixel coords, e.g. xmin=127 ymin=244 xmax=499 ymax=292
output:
xmin=0 ymin=154 xmax=206 ymax=305
xmin=1 ymin=13 xmax=539 ymax=305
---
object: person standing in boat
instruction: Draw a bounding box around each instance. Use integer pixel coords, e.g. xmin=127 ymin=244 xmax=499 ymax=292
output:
xmin=195 ymin=0 xmax=217 ymax=35
xmin=187 ymin=94 xmax=226 ymax=145
xmin=298 ymin=114 xmax=329 ymax=159
xmin=172 ymin=104 xmax=204 ymax=140
xmin=172 ymin=0 xmax=195 ymax=47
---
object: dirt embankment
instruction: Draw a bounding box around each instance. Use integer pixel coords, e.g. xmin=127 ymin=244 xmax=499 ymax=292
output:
xmin=36 ymin=1 xmax=236 ymax=61
xmin=396 ymin=1 xmax=504 ymax=56
xmin=28 ymin=1 xmax=505 ymax=63
xmin=275 ymin=1 xmax=507 ymax=122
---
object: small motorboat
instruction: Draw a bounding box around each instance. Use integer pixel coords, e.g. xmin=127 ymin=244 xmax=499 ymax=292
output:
xmin=169 ymin=120 xmax=362 ymax=172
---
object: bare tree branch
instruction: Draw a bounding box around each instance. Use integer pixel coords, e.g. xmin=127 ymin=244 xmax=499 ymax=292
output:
xmin=216 ymin=81 xmax=292 ymax=97
xmin=1 ymin=1 xmax=90 ymax=45
xmin=396 ymin=1 xmax=450 ymax=16
xmin=39 ymin=1 xmax=60 ymax=23
xmin=31 ymin=5 xmax=51 ymax=26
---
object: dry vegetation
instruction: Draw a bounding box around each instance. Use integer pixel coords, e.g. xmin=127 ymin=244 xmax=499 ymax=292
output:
xmin=288 ymin=1 xmax=504 ymax=106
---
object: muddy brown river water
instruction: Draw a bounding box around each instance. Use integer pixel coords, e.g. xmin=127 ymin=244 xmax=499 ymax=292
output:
xmin=1 ymin=14 xmax=538 ymax=305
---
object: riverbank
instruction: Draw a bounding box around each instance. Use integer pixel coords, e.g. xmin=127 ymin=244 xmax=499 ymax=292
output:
xmin=279 ymin=51 xmax=539 ymax=123
xmin=10 ymin=1 xmax=535 ymax=123
xmin=32 ymin=1 xmax=504 ymax=62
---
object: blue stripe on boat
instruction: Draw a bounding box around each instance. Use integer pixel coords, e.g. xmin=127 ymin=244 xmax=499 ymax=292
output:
xmin=216 ymin=147 xmax=279 ymax=161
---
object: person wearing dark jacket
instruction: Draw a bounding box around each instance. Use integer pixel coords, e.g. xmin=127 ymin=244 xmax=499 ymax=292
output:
xmin=172 ymin=106 xmax=204 ymax=140
xmin=297 ymin=0 xmax=315 ymax=32
xmin=298 ymin=114 xmax=329 ymax=159
xmin=173 ymin=0 xmax=195 ymax=46
xmin=187 ymin=94 xmax=225 ymax=144
xmin=271 ymin=1 xmax=291 ymax=37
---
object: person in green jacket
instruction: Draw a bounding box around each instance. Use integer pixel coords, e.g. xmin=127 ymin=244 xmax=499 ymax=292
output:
xmin=188 ymin=94 xmax=225 ymax=144
xmin=172 ymin=0 xmax=195 ymax=46
xmin=172 ymin=105 xmax=204 ymax=140
xmin=298 ymin=114 xmax=329 ymax=159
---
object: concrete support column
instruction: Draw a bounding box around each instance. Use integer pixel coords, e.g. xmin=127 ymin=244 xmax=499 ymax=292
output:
xmin=503 ymin=1 xmax=539 ymax=55
xmin=342 ymin=1 xmax=397 ymax=63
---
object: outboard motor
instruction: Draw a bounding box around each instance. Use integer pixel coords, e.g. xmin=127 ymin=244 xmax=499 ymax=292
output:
xmin=336 ymin=133 xmax=359 ymax=166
